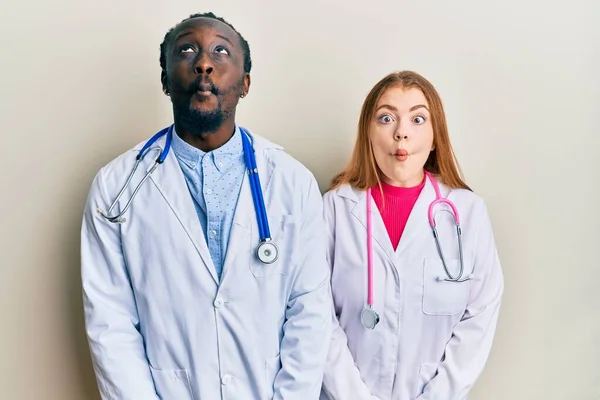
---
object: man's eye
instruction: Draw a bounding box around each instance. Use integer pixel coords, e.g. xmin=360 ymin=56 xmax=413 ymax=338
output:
xmin=180 ymin=45 xmax=195 ymax=53
xmin=215 ymin=46 xmax=229 ymax=55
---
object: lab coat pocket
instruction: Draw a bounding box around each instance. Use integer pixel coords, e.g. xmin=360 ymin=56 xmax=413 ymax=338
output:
xmin=265 ymin=354 xmax=282 ymax=399
xmin=250 ymin=214 xmax=298 ymax=278
xmin=149 ymin=365 xmax=194 ymax=400
xmin=414 ymin=363 xmax=438 ymax=396
xmin=422 ymin=257 xmax=471 ymax=315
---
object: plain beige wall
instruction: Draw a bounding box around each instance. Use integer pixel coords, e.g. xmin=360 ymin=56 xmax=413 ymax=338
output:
xmin=1 ymin=0 xmax=599 ymax=399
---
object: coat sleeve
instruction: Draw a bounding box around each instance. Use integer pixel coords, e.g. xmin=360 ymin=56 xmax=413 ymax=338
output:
xmin=320 ymin=192 xmax=381 ymax=400
xmin=273 ymin=175 xmax=332 ymax=400
xmin=416 ymin=200 xmax=504 ymax=400
xmin=81 ymin=169 xmax=160 ymax=400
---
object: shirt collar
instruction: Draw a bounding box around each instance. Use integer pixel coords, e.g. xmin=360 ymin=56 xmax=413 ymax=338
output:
xmin=171 ymin=124 xmax=244 ymax=171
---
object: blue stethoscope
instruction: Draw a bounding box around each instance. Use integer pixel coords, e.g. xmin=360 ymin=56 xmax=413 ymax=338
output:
xmin=98 ymin=125 xmax=279 ymax=264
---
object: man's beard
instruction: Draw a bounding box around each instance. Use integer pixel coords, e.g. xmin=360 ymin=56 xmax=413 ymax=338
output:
xmin=173 ymin=78 xmax=244 ymax=137
xmin=175 ymin=101 xmax=226 ymax=136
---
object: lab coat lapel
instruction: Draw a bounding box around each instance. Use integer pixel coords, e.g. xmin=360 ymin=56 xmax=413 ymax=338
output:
xmin=395 ymin=176 xmax=436 ymax=260
xmin=220 ymin=135 xmax=275 ymax=282
xmin=351 ymin=189 xmax=397 ymax=264
xmin=148 ymin=136 xmax=219 ymax=285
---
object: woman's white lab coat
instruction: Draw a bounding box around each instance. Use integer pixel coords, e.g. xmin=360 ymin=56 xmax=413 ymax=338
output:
xmin=320 ymin=178 xmax=504 ymax=400
xmin=81 ymin=129 xmax=331 ymax=400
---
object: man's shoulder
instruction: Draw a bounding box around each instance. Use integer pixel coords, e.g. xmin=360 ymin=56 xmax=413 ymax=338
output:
xmin=88 ymin=135 xmax=156 ymax=194
xmin=99 ymin=140 xmax=145 ymax=174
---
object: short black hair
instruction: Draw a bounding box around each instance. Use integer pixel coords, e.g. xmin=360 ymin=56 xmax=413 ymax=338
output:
xmin=159 ymin=12 xmax=252 ymax=74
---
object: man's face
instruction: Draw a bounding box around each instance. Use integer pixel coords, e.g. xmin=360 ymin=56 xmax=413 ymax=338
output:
xmin=162 ymin=17 xmax=250 ymax=135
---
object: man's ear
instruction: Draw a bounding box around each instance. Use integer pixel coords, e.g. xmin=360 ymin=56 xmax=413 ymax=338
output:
xmin=161 ymin=70 xmax=169 ymax=95
xmin=243 ymin=73 xmax=251 ymax=96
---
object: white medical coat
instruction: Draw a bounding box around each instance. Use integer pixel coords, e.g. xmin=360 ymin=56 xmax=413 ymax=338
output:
xmin=81 ymin=128 xmax=331 ymax=400
xmin=320 ymin=179 xmax=504 ymax=400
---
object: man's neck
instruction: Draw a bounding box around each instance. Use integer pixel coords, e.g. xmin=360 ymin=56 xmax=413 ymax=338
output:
xmin=174 ymin=118 xmax=236 ymax=152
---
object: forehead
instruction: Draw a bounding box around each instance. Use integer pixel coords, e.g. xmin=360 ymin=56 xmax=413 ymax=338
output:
xmin=377 ymin=86 xmax=429 ymax=110
xmin=171 ymin=17 xmax=241 ymax=47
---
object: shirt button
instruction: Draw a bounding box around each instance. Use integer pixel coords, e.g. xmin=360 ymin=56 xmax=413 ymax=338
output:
xmin=206 ymin=188 xmax=213 ymax=195
xmin=221 ymin=374 xmax=232 ymax=385
xmin=218 ymin=162 xmax=223 ymax=167
xmin=210 ymin=230 xmax=217 ymax=236
xmin=189 ymin=162 xmax=196 ymax=167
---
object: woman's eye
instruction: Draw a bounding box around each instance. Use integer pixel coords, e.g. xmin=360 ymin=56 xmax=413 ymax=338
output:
xmin=215 ymin=46 xmax=229 ymax=55
xmin=413 ymin=115 xmax=426 ymax=124
xmin=379 ymin=114 xmax=394 ymax=123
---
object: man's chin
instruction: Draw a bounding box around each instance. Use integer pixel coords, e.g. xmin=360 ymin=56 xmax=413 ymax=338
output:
xmin=178 ymin=108 xmax=224 ymax=135
xmin=190 ymin=104 xmax=218 ymax=115
xmin=184 ymin=96 xmax=220 ymax=117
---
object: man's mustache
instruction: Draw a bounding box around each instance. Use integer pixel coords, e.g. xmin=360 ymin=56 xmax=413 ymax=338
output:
xmin=188 ymin=78 xmax=217 ymax=94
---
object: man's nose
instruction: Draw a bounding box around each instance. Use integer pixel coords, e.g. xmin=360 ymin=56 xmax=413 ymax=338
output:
xmin=194 ymin=53 xmax=214 ymax=75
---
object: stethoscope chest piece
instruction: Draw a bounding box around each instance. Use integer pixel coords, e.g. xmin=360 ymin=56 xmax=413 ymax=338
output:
xmin=257 ymin=241 xmax=278 ymax=264
xmin=360 ymin=306 xmax=380 ymax=330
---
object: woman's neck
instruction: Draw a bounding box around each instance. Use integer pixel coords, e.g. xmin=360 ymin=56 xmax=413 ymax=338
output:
xmin=381 ymin=169 xmax=425 ymax=188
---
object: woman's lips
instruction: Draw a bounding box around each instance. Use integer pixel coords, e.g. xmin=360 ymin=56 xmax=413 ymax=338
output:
xmin=395 ymin=149 xmax=408 ymax=161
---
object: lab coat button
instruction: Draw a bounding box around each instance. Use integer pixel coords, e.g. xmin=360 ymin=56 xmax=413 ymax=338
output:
xmin=214 ymin=298 xmax=223 ymax=308
xmin=221 ymin=374 xmax=232 ymax=385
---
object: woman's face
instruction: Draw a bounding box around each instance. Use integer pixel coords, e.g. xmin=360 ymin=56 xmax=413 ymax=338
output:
xmin=369 ymin=85 xmax=434 ymax=187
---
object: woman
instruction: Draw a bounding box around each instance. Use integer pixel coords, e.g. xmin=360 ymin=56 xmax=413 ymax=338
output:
xmin=320 ymin=71 xmax=504 ymax=400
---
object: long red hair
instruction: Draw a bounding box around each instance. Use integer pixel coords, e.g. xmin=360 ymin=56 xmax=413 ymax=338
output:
xmin=330 ymin=70 xmax=471 ymax=192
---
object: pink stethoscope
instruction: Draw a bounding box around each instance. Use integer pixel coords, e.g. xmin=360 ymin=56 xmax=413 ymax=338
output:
xmin=360 ymin=170 xmax=471 ymax=330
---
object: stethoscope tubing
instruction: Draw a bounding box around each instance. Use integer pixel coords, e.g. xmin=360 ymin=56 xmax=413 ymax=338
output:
xmin=99 ymin=125 xmax=274 ymax=252
xmin=363 ymin=171 xmax=469 ymax=329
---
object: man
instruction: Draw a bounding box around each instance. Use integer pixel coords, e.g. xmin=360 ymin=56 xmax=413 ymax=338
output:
xmin=81 ymin=12 xmax=331 ymax=400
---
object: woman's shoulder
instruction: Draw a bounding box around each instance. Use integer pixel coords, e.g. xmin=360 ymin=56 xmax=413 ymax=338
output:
xmin=442 ymin=183 xmax=493 ymax=228
xmin=323 ymin=183 xmax=362 ymax=201
xmin=322 ymin=183 xmax=366 ymax=215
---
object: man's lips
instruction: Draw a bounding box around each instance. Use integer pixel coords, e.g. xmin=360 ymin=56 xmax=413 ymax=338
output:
xmin=196 ymin=82 xmax=216 ymax=95
xmin=194 ymin=83 xmax=216 ymax=98
xmin=196 ymin=90 xmax=213 ymax=96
